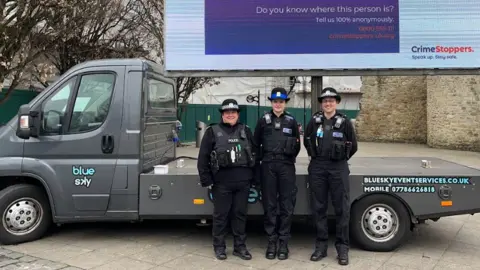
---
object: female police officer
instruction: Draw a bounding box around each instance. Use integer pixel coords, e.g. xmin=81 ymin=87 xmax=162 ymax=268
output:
xmin=303 ymin=87 xmax=357 ymax=266
xmin=254 ymin=87 xmax=301 ymax=260
xmin=197 ymin=99 xmax=256 ymax=261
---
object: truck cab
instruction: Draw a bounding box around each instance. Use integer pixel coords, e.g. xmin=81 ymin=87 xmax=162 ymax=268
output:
xmin=0 ymin=59 xmax=176 ymax=244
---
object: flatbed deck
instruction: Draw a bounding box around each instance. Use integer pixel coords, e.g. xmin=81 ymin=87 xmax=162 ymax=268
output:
xmin=160 ymin=142 xmax=480 ymax=176
xmin=139 ymin=142 xmax=480 ymax=219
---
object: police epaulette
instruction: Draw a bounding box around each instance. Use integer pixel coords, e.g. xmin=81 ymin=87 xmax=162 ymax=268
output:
xmin=263 ymin=113 xmax=272 ymax=124
xmin=206 ymin=123 xmax=217 ymax=129
xmin=336 ymin=112 xmax=347 ymax=120
xmin=333 ymin=115 xmax=346 ymax=128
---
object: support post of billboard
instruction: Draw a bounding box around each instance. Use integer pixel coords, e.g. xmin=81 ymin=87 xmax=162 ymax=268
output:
xmin=311 ymin=76 xmax=323 ymax=113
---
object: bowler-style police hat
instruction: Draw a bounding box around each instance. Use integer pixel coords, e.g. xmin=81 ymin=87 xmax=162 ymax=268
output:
xmin=318 ymin=87 xmax=341 ymax=103
xmin=219 ymin=98 xmax=240 ymax=113
xmin=267 ymin=87 xmax=290 ymax=102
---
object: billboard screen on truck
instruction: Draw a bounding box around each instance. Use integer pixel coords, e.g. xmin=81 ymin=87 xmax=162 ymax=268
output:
xmin=164 ymin=0 xmax=480 ymax=74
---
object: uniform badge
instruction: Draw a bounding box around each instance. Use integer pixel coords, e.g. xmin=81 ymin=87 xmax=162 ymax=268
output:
xmin=332 ymin=132 xmax=344 ymax=138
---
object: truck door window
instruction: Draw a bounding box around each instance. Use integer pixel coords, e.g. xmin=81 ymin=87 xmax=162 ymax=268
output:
xmin=68 ymin=73 xmax=115 ymax=133
xmin=147 ymin=79 xmax=175 ymax=109
xmin=41 ymin=77 xmax=76 ymax=135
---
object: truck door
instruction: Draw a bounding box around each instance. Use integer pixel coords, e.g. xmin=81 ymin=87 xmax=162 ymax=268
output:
xmin=22 ymin=66 xmax=125 ymax=218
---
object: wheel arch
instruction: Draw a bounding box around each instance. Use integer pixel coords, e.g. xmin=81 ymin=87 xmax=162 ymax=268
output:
xmin=351 ymin=192 xmax=417 ymax=226
xmin=0 ymin=174 xmax=56 ymax=218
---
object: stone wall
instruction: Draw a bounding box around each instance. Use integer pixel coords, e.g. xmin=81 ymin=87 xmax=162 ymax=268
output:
xmin=427 ymin=76 xmax=480 ymax=151
xmin=354 ymin=76 xmax=427 ymax=144
xmin=355 ymin=75 xmax=480 ymax=152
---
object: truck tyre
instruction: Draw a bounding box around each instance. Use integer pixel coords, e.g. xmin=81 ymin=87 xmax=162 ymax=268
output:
xmin=350 ymin=194 xmax=411 ymax=252
xmin=0 ymin=184 xmax=52 ymax=245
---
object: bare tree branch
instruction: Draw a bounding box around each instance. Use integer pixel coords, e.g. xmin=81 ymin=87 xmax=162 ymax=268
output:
xmin=0 ymin=0 xmax=66 ymax=103
xmin=41 ymin=0 xmax=148 ymax=76
xmin=1 ymin=0 xmax=220 ymax=111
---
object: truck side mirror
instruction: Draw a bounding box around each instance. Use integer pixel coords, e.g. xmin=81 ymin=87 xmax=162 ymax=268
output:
xmin=16 ymin=104 xmax=40 ymax=139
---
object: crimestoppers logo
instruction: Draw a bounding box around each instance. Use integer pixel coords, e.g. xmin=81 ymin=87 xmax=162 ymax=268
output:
xmin=411 ymin=45 xmax=475 ymax=60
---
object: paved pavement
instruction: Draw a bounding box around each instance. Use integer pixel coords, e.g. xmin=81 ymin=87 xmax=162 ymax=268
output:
xmin=2 ymin=215 xmax=480 ymax=270
xmin=1 ymin=142 xmax=480 ymax=270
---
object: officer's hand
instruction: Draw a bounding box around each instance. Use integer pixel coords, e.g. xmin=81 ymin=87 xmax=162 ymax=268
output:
xmin=207 ymin=184 xmax=213 ymax=189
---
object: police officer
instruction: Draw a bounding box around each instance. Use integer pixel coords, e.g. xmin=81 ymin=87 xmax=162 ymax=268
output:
xmin=197 ymin=99 xmax=256 ymax=261
xmin=253 ymin=87 xmax=301 ymax=260
xmin=303 ymin=87 xmax=358 ymax=266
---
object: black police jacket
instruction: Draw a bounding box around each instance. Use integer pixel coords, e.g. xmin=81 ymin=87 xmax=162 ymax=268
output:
xmin=197 ymin=121 xmax=256 ymax=187
xmin=253 ymin=110 xmax=301 ymax=164
xmin=303 ymin=111 xmax=358 ymax=161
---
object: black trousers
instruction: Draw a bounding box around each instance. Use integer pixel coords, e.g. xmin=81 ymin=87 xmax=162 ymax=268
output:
xmin=308 ymin=159 xmax=350 ymax=253
xmin=212 ymin=180 xmax=250 ymax=250
xmin=261 ymin=161 xmax=297 ymax=243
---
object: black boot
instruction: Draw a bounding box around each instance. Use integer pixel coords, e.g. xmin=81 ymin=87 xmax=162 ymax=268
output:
xmin=310 ymin=249 xmax=327 ymax=261
xmin=265 ymin=241 xmax=277 ymax=260
xmin=233 ymin=247 xmax=252 ymax=260
xmin=277 ymin=241 xmax=289 ymax=260
xmin=214 ymin=248 xmax=227 ymax=260
xmin=337 ymin=252 xmax=349 ymax=266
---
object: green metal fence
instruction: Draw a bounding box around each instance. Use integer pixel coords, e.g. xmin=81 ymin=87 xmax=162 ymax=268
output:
xmin=178 ymin=104 xmax=359 ymax=142
xmin=0 ymin=90 xmax=39 ymax=125
xmin=0 ymin=92 xmax=359 ymax=142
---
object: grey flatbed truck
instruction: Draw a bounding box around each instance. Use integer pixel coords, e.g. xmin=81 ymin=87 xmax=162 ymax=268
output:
xmin=1 ymin=59 xmax=479 ymax=252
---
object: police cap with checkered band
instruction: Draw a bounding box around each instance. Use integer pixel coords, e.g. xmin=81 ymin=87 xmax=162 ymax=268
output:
xmin=318 ymin=87 xmax=341 ymax=103
xmin=218 ymin=98 xmax=240 ymax=113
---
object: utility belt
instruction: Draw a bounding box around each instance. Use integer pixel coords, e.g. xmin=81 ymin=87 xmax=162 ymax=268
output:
xmin=263 ymin=153 xmax=289 ymax=161
xmin=210 ymin=146 xmax=255 ymax=175
xmin=305 ymin=137 xmax=352 ymax=161
xmin=263 ymin=139 xmax=297 ymax=161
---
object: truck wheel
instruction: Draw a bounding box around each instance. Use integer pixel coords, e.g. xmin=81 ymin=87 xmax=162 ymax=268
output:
xmin=350 ymin=194 xmax=411 ymax=252
xmin=0 ymin=184 xmax=52 ymax=245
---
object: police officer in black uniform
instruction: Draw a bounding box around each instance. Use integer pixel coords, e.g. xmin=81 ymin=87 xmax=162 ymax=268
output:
xmin=197 ymin=99 xmax=256 ymax=261
xmin=304 ymin=87 xmax=357 ymax=266
xmin=254 ymin=87 xmax=301 ymax=260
